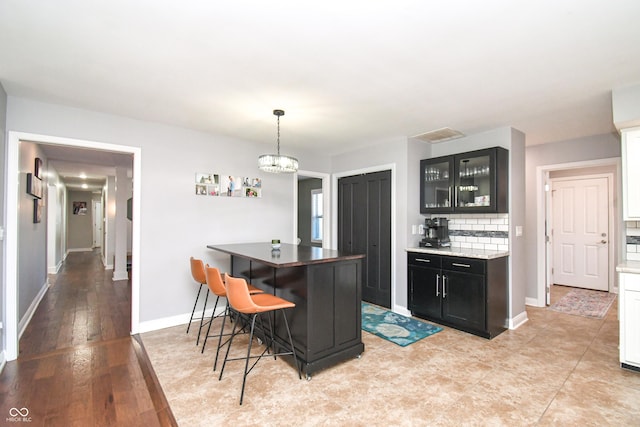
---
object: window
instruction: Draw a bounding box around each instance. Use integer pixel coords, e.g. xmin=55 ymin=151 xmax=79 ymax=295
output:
xmin=311 ymin=189 xmax=323 ymax=244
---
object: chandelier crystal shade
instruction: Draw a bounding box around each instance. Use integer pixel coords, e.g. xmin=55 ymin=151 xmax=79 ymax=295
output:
xmin=258 ymin=109 xmax=299 ymax=173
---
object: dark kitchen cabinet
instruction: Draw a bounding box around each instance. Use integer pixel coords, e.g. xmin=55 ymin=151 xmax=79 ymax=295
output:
xmin=420 ymin=147 xmax=508 ymax=214
xmin=407 ymin=253 xmax=441 ymax=319
xmin=407 ymin=252 xmax=507 ymax=339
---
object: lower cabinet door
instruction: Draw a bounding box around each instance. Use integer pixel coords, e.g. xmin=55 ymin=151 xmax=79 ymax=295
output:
xmin=441 ymin=271 xmax=485 ymax=331
xmin=409 ymin=265 xmax=441 ymax=319
xmin=623 ymin=288 xmax=640 ymax=365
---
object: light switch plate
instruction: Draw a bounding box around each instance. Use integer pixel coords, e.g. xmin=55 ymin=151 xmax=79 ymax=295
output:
xmin=515 ymin=226 xmax=523 ymax=237
xmin=0 ymin=226 xmax=4 ymax=241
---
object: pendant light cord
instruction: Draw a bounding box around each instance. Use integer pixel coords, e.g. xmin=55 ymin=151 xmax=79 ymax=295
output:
xmin=277 ymin=114 xmax=281 ymax=155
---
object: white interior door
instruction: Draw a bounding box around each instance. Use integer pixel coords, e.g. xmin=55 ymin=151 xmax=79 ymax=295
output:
xmin=93 ymin=200 xmax=103 ymax=248
xmin=552 ymin=177 xmax=609 ymax=291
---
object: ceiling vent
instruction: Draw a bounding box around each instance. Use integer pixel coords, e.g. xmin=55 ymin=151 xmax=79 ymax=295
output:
xmin=413 ymin=127 xmax=465 ymax=143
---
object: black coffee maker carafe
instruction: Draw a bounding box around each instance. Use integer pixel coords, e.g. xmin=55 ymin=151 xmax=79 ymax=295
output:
xmin=420 ymin=217 xmax=451 ymax=248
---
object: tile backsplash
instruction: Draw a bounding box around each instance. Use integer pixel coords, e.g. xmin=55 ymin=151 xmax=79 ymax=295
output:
xmin=626 ymin=221 xmax=640 ymax=261
xmin=431 ymin=213 xmax=509 ymax=252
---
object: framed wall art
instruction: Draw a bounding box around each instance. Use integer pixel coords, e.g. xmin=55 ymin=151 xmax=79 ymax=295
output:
xmin=194 ymin=172 xmax=262 ymax=198
xmin=34 ymin=157 xmax=43 ymax=179
xmin=26 ymin=173 xmax=43 ymax=199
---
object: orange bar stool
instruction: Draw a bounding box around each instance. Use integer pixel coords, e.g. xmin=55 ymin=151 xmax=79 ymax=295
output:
xmin=188 ymin=257 xmax=210 ymax=345
xmin=219 ymin=274 xmax=301 ymax=405
xmin=201 ymin=265 xmax=263 ymax=371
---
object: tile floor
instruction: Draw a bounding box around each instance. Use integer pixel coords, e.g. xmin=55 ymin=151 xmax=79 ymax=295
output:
xmin=141 ymin=285 xmax=640 ymax=426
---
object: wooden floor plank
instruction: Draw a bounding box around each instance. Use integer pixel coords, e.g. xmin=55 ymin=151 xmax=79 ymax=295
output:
xmin=0 ymin=250 xmax=177 ymax=426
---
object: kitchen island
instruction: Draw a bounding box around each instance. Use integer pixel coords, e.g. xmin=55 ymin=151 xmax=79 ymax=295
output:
xmin=207 ymin=242 xmax=365 ymax=378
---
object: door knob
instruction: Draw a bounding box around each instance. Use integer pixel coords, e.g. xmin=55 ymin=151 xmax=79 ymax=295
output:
xmin=600 ymin=240 xmax=607 ymax=244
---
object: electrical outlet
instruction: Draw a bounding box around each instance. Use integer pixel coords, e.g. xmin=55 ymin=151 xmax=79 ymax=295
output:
xmin=411 ymin=225 xmax=417 ymax=235
xmin=0 ymin=226 xmax=4 ymax=241
xmin=515 ymin=226 xmax=523 ymax=237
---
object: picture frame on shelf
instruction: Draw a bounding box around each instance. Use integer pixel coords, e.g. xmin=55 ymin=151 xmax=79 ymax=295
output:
xmin=26 ymin=173 xmax=43 ymax=199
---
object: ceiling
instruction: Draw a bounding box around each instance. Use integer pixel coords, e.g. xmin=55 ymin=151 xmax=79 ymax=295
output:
xmin=2 ymin=1 xmax=640 ymax=175
xmin=38 ymin=143 xmax=132 ymax=191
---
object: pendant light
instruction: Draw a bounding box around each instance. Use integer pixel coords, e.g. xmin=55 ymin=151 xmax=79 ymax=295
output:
xmin=258 ymin=109 xmax=299 ymax=173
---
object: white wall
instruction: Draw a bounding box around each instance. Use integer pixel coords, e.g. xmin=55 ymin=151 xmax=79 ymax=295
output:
xmin=5 ymin=96 xmax=331 ymax=325
xmin=524 ymin=133 xmax=621 ymax=302
xmin=17 ymin=141 xmax=48 ymax=323
xmin=67 ymin=190 xmax=94 ymax=250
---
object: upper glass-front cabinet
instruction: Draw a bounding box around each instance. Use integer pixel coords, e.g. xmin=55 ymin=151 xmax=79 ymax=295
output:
xmin=420 ymin=157 xmax=455 ymax=213
xmin=420 ymin=147 xmax=508 ymax=214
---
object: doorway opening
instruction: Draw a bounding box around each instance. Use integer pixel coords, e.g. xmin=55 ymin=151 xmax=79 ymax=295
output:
xmin=4 ymin=131 xmax=141 ymax=361
xmin=536 ymin=158 xmax=620 ymax=307
xmin=295 ymin=170 xmax=331 ymax=248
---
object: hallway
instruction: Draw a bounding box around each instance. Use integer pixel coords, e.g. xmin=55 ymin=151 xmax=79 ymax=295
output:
xmin=0 ymin=251 xmax=176 ymax=426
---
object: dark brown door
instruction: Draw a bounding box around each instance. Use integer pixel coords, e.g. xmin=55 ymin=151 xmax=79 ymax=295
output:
xmin=338 ymin=170 xmax=391 ymax=308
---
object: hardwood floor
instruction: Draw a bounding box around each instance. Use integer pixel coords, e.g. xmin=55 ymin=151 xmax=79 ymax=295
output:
xmin=0 ymin=250 xmax=177 ymax=426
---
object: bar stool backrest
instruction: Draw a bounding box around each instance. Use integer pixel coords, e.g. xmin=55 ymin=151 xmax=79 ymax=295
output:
xmin=224 ymin=274 xmax=260 ymax=314
xmin=190 ymin=257 xmax=206 ymax=284
xmin=205 ymin=265 xmax=226 ymax=297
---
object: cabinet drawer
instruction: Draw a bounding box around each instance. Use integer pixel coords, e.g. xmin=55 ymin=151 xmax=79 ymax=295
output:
xmin=408 ymin=253 xmax=441 ymax=268
xmin=442 ymin=256 xmax=485 ymax=275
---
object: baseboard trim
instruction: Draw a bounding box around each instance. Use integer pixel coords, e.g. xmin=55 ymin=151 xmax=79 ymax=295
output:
xmin=18 ymin=280 xmax=49 ymax=339
xmin=137 ymin=306 xmax=226 ymax=334
xmin=0 ymin=351 xmax=6 ymax=374
xmin=509 ymin=310 xmax=529 ymax=330
xmin=48 ymin=260 xmax=63 ymax=274
xmin=67 ymin=248 xmax=93 ymax=254
xmin=526 ymin=297 xmax=545 ymax=307
xmin=393 ymin=305 xmax=412 ymax=317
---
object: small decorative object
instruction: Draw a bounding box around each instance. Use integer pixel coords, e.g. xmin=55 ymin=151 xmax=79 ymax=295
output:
xmin=26 ymin=173 xmax=43 ymax=199
xmin=34 ymin=157 xmax=43 ymax=179
xmin=271 ymin=239 xmax=281 ymax=249
xmin=258 ymin=109 xmax=299 ymax=173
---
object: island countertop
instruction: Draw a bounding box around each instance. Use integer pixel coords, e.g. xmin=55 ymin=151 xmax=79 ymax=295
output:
xmin=207 ymin=242 xmax=365 ymax=268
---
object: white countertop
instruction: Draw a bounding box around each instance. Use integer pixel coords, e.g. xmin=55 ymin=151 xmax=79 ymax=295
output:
xmin=616 ymin=261 xmax=640 ymax=274
xmin=406 ymin=247 xmax=509 ymax=260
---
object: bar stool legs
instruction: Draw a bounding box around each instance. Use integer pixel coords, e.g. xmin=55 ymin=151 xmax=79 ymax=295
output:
xmin=186 ymin=282 xmax=204 ymax=334
xmin=188 ymin=257 xmax=210 ymax=345
xmin=219 ymin=308 xmax=300 ymax=405
xmin=219 ymin=274 xmax=301 ymax=405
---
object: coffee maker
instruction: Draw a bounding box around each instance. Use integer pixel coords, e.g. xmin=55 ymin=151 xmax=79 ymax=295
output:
xmin=420 ymin=217 xmax=450 ymax=248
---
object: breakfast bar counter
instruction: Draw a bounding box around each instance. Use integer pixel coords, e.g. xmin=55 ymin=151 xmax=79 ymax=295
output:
xmin=207 ymin=242 xmax=365 ymax=378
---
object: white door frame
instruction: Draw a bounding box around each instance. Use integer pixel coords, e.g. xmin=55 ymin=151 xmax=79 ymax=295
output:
xmin=549 ymin=174 xmax=613 ymax=293
xmin=4 ymin=131 xmax=141 ymax=361
xmin=294 ymin=170 xmax=331 ymax=249
xmin=92 ymin=200 xmax=103 ymax=249
xmin=535 ymin=157 xmax=621 ymax=307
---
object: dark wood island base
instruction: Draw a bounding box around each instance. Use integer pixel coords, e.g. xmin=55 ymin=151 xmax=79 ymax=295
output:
xmin=208 ymin=242 xmax=365 ymax=378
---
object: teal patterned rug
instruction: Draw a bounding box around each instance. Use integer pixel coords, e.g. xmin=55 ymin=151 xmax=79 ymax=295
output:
xmin=361 ymin=302 xmax=443 ymax=347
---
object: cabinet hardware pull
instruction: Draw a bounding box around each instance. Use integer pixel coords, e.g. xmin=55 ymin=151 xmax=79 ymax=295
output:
xmin=416 ymin=258 xmax=430 ymax=263
xmin=452 ymin=262 xmax=471 ymax=268
xmin=435 ymin=274 xmax=440 ymax=296
xmin=442 ymin=275 xmax=447 ymax=298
